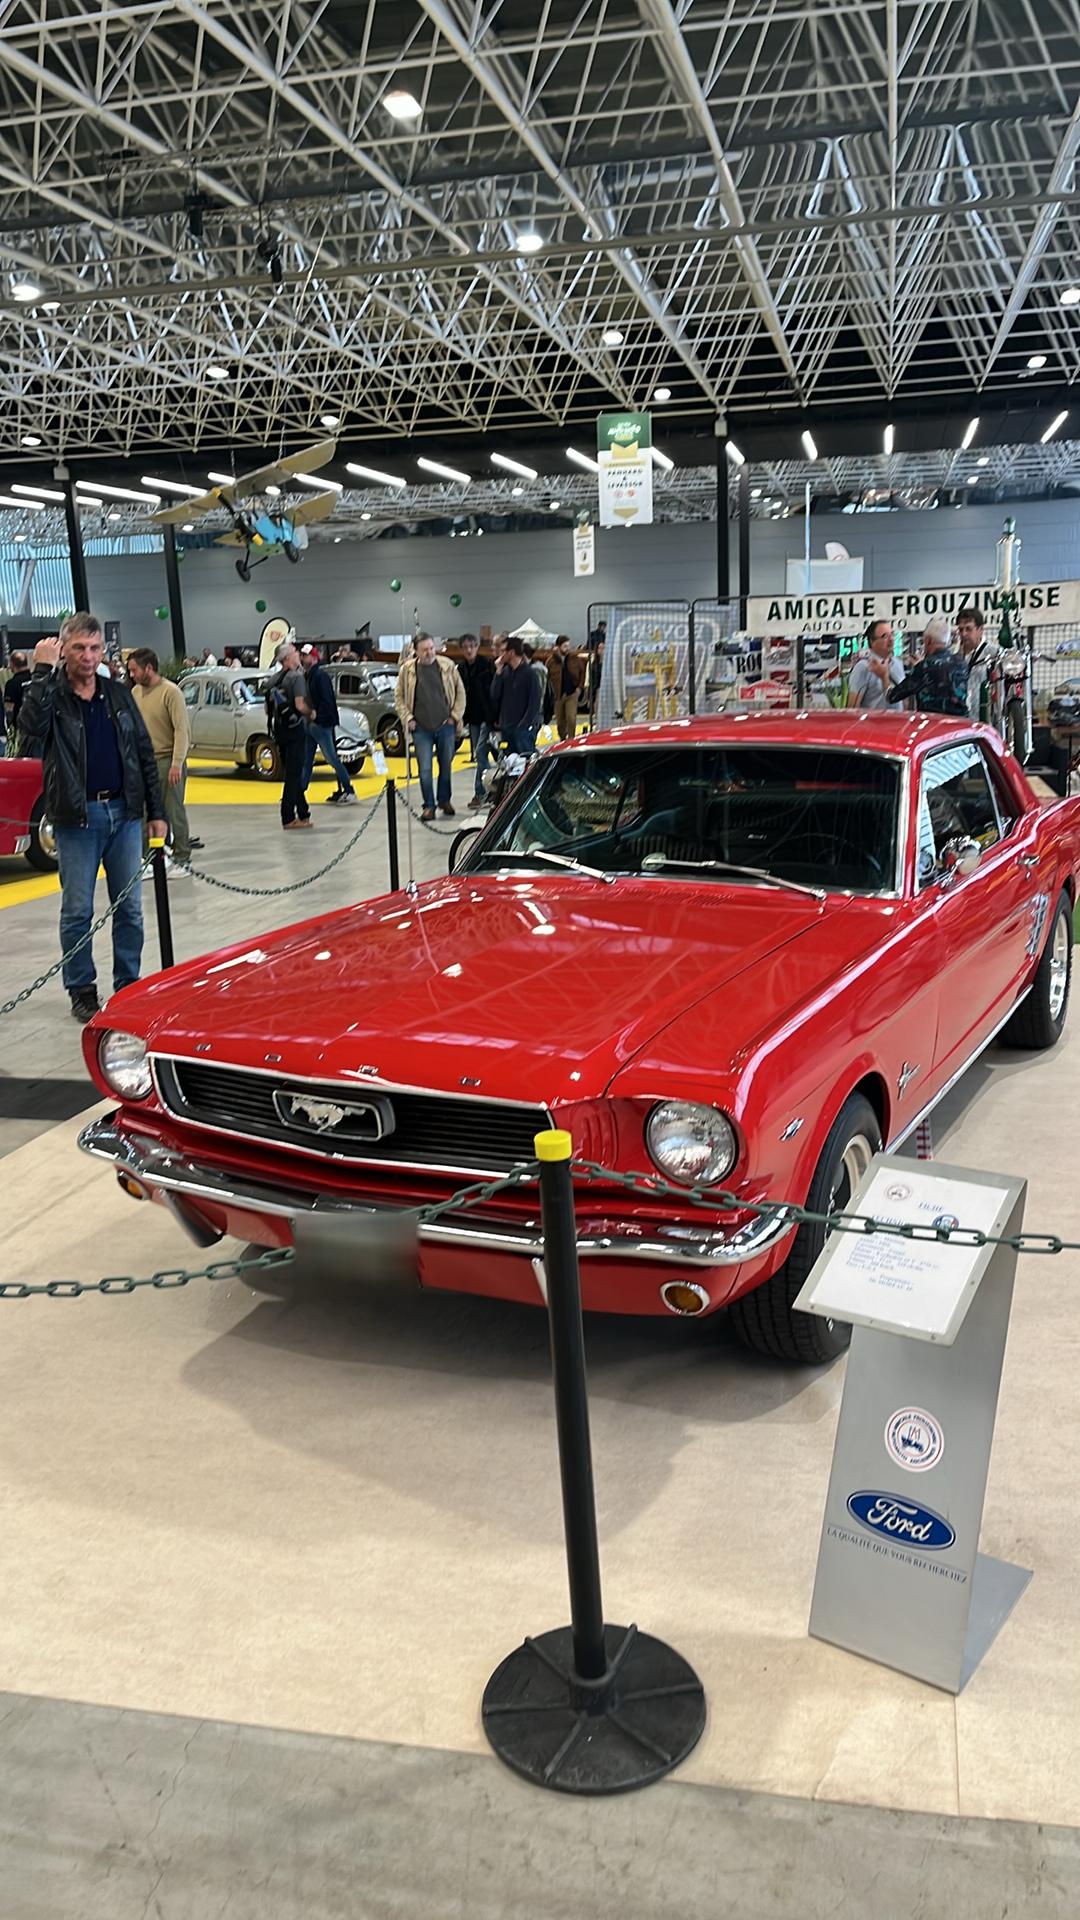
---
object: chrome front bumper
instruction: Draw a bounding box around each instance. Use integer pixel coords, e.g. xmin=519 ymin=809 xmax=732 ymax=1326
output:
xmin=78 ymin=1116 xmax=794 ymax=1269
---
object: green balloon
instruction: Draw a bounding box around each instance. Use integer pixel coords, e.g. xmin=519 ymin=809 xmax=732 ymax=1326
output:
xmin=449 ymin=592 xmax=462 ymax=608
xmin=255 ymin=598 xmax=267 ymax=613
xmin=154 ymin=605 xmax=169 ymax=621
xmin=58 ymin=608 xmax=71 ymax=620
xmin=390 ymin=577 xmax=402 ymax=593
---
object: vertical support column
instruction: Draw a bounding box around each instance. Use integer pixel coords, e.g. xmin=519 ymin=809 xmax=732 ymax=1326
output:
xmin=162 ymin=524 xmax=187 ymax=660
xmin=714 ymin=421 xmax=730 ymax=603
xmin=57 ymin=467 xmax=89 ymax=613
xmin=738 ymin=461 xmax=751 ymax=623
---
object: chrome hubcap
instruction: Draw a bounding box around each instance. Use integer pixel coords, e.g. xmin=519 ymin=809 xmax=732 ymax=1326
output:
xmin=38 ymin=816 xmax=56 ymax=860
xmin=256 ymin=747 xmax=276 ymax=775
xmin=829 ymin=1133 xmax=875 ymax=1220
xmin=1049 ymin=915 xmax=1070 ymax=1022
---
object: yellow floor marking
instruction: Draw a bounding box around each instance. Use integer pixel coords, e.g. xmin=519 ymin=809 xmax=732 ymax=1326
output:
xmin=0 ymin=869 xmax=60 ymax=909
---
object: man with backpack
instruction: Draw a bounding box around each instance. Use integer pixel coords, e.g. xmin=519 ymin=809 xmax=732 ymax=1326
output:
xmin=266 ymin=638 xmax=313 ymax=829
xmin=300 ymin=642 xmax=357 ymax=805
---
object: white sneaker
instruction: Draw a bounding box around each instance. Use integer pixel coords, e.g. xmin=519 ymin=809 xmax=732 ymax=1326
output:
xmin=338 ymin=790 xmax=359 ymax=805
xmin=165 ymin=856 xmax=192 ymax=878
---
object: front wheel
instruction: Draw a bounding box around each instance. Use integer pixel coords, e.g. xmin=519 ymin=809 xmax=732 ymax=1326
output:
xmin=1001 ymin=891 xmax=1072 ymax=1050
xmin=250 ymin=734 xmax=282 ymax=780
xmin=378 ymin=716 xmax=405 ymax=757
xmin=1005 ymin=697 xmax=1030 ymax=764
xmin=729 ymin=1093 xmax=881 ymax=1365
xmin=25 ymin=794 xmax=58 ymax=872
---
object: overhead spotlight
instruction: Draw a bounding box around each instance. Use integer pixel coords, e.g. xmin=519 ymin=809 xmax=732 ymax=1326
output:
xmin=320 ymin=413 xmax=341 ymax=429
xmin=346 ymin=460 xmax=406 ymax=488
xmin=750 ymin=486 xmax=762 ymax=499
xmin=11 ymin=278 xmax=42 ymax=302
xmin=266 ymin=484 xmax=281 ymax=497
xmin=653 ymin=386 xmax=672 ymax=402
xmin=1027 ymin=353 xmax=1047 ymax=369
xmin=491 ymin=451 xmax=538 ymax=479
xmin=417 ymin=456 xmax=471 ymax=484
xmin=511 ymin=485 xmax=524 ymax=496
xmin=883 ymin=423 xmax=894 ymax=455
xmin=961 ymin=417 xmax=979 ymax=450
xmin=383 ymin=88 xmax=423 ymax=121
xmin=976 ymin=455 xmax=990 ymax=467
xmin=726 ymin=441 xmax=745 ymax=465
xmin=360 ymin=511 xmax=372 ymax=521
xmin=20 ymin=434 xmax=41 ymax=448
xmin=1042 ymin=410 xmax=1068 ymax=443
xmin=601 ymin=328 xmax=624 ymax=347
xmin=566 ymin=447 xmax=599 ymax=473
xmin=333 ymin=535 xmax=342 ymax=543
xmin=41 ymin=300 xmax=60 ymax=313
xmin=966 ymin=475 xmax=979 ymax=484
xmin=108 ymin=509 xmax=122 ymax=520
xmin=207 ymin=364 xmax=230 ymax=380
xmin=548 ymin=499 xmax=561 ymax=510
xmin=13 ymin=532 xmax=27 ymax=542
xmin=514 ymin=232 xmax=543 ymax=254
xmin=1061 ymin=287 xmax=1080 ymax=307
xmin=182 ymin=522 xmax=195 ymax=532
xmin=801 ymin=429 xmax=818 ymax=461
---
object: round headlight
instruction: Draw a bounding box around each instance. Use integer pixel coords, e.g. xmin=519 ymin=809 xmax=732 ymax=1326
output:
xmin=98 ymin=1030 xmax=152 ymax=1101
xmin=646 ymin=1101 xmax=738 ymax=1186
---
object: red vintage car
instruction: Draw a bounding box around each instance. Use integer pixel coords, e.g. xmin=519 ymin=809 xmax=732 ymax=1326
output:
xmin=0 ymin=754 xmax=56 ymax=870
xmin=79 ymin=712 xmax=1078 ymax=1364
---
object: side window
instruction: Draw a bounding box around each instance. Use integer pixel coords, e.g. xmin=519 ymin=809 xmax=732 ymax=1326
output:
xmin=204 ymin=681 xmax=228 ymax=707
xmin=917 ymin=743 xmax=1001 ymax=884
xmin=181 ymin=682 xmax=199 ymax=708
xmin=339 ymin=674 xmax=361 ymax=697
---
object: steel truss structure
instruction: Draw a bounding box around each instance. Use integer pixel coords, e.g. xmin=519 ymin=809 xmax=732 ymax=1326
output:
xmin=0 ymin=0 xmax=1079 ymax=460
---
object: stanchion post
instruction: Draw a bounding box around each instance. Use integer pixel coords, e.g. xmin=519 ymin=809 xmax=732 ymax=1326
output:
xmin=482 ymin=1128 xmax=706 ymax=1796
xmin=385 ymin=779 xmax=400 ymax=891
xmin=149 ymin=837 xmax=175 ymax=970
xmin=796 ymin=633 xmax=808 ymax=709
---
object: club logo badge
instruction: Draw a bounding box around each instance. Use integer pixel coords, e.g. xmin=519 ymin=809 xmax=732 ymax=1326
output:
xmin=884 ymin=1407 xmax=945 ymax=1473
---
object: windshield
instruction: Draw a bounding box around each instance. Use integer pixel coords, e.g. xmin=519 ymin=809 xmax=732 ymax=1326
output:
xmin=367 ymin=670 xmax=396 ymax=697
xmin=464 ymin=744 xmax=901 ymax=893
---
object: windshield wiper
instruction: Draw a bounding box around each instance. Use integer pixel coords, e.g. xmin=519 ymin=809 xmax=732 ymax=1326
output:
xmin=640 ymin=854 xmax=825 ymax=901
xmin=476 ymin=849 xmax=616 ymax=884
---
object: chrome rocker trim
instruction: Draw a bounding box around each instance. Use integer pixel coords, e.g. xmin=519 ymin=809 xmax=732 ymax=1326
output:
xmin=77 ymin=1116 xmax=794 ymax=1270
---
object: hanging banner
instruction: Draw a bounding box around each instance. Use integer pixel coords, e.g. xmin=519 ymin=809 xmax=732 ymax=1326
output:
xmin=746 ymin=580 xmax=1080 ymax=637
xmin=573 ymin=524 xmax=595 ymax=576
xmin=596 ymin=410 xmax=653 ymax=455
xmin=597 ymin=450 xmax=653 ymax=529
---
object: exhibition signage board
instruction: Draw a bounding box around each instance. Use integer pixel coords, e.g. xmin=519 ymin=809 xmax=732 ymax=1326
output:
xmin=597 ymin=411 xmax=654 ymax=529
xmin=573 ymin=524 xmax=595 ymax=576
xmin=747 ymin=580 xmax=1079 ymax=636
xmin=795 ymin=1155 xmax=1031 ymax=1693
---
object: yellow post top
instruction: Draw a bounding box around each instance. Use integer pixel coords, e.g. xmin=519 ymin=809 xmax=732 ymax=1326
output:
xmin=534 ymin=1128 xmax=574 ymax=1163
xmin=148 ymin=836 xmax=167 ymax=849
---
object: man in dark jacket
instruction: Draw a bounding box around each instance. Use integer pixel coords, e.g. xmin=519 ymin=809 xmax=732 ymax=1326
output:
xmin=456 ymin=634 xmax=495 ymax=809
xmin=300 ymin=642 xmax=356 ymax=804
xmin=546 ymin=635 xmax=585 ymax=740
xmin=19 ymin=613 xmax=166 ymax=1023
xmin=886 ymin=615 xmax=969 ymax=716
xmin=491 ymin=636 xmax=542 ymax=754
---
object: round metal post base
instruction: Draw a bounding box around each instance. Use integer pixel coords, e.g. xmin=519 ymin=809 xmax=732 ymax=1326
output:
xmin=482 ymin=1623 xmax=705 ymax=1796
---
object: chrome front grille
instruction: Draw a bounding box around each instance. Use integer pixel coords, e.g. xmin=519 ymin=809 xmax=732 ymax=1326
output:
xmin=154 ymin=1057 xmax=546 ymax=1174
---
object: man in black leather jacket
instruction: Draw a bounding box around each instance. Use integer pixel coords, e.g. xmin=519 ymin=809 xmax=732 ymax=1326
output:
xmin=19 ymin=614 xmax=166 ymax=1022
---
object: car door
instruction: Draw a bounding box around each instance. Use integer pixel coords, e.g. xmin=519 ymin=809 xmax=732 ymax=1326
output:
xmin=197 ymin=676 xmax=239 ymax=754
xmin=915 ymin=740 xmax=1036 ymax=1081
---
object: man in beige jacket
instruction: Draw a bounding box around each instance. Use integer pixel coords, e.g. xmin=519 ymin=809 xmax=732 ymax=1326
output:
xmin=395 ymin=634 xmax=465 ymax=819
xmin=128 ymin=647 xmax=194 ymax=871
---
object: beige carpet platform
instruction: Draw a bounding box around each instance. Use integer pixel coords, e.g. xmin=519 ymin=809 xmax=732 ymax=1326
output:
xmin=1 ymin=1015 xmax=1077 ymax=1833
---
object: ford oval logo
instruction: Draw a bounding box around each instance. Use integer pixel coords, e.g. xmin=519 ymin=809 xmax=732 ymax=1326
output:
xmin=847 ymin=1490 xmax=955 ymax=1551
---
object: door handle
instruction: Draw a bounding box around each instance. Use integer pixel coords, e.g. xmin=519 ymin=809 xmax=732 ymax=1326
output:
xmin=1019 ymin=853 xmax=1040 ymax=870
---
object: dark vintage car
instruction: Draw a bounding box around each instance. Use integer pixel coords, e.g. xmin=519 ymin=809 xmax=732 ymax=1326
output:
xmin=79 ymin=711 xmax=1078 ymax=1364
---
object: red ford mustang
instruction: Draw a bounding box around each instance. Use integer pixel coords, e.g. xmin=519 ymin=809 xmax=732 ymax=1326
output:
xmin=0 ymin=755 xmax=56 ymax=870
xmin=80 ymin=712 xmax=1079 ymax=1364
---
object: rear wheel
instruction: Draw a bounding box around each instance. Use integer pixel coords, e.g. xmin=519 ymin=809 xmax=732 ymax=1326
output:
xmin=25 ymin=795 xmax=57 ymax=872
xmin=729 ymin=1093 xmax=880 ymax=1365
xmin=1005 ymin=698 xmax=1030 ymax=763
xmin=250 ymin=734 xmax=282 ymax=780
xmin=378 ymin=716 xmax=405 ymax=757
xmin=1001 ymin=891 xmax=1072 ymax=1050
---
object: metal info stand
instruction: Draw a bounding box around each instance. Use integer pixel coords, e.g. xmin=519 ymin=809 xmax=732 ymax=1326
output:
xmin=794 ymin=1153 xmax=1031 ymax=1695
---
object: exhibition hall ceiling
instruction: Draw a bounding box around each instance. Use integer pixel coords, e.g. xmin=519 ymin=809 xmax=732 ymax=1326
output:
xmin=0 ymin=0 xmax=1078 ymax=460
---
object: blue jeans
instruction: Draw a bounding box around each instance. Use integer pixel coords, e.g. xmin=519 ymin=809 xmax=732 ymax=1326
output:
xmin=468 ymin=721 xmax=492 ymax=798
xmin=412 ymin=721 xmax=455 ymax=809
xmin=303 ymin=721 xmax=354 ymax=794
xmin=506 ymin=723 xmax=538 ymax=757
xmin=54 ymin=799 xmax=144 ymax=996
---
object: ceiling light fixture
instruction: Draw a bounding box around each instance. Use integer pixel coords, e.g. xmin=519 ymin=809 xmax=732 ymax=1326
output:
xmin=884 ymin=423 xmax=894 ymax=455
xmin=801 ymin=429 xmax=818 ymax=461
xmin=11 ymin=278 xmax=42 ymax=302
xmin=41 ymin=300 xmax=60 ymax=313
xmin=750 ymin=487 xmax=762 ymax=499
xmin=514 ymin=232 xmax=543 ymax=254
xmin=601 ymin=328 xmax=624 ymax=346
xmin=1027 ymin=353 xmax=1047 ymax=369
xmin=295 ymin=471 xmax=343 ymax=492
xmin=383 ymin=88 xmax=423 ymax=121
xmin=511 ymin=485 xmax=524 ymax=496
xmin=207 ymin=470 xmax=236 ymax=486
xmin=266 ymin=484 xmax=281 ymax=497
xmin=75 ymin=480 xmax=160 ymax=504
xmin=651 ymin=446 xmax=674 ymax=470
xmin=653 ymin=386 xmax=672 ymax=402
xmin=491 ymin=451 xmax=538 ymax=479
xmin=726 ymin=441 xmax=745 ymax=465
xmin=13 ymin=532 xmax=27 ymax=542
xmin=108 ymin=509 xmax=123 ymax=520
xmin=1042 ymin=410 xmax=1069 ymax=443
xmin=1060 ymin=287 xmax=1080 ymax=307
xmin=961 ymin=417 xmax=979 ymax=450
xmin=976 ymin=455 xmax=990 ymax=467
xmin=206 ymin=364 xmax=230 ymax=380
xmin=12 ymin=482 xmax=64 ymax=501
xmin=417 ymin=456 xmax=471 ymax=484
xmin=182 ymin=522 xmax=195 ymax=532
xmin=360 ymin=511 xmax=372 ymax=521
xmin=346 ymin=461 xmax=406 ymax=488
xmin=966 ymin=475 xmax=979 ymax=484
xmin=142 ymin=476 xmax=204 ymax=496
xmin=0 ymin=492 xmax=43 ymax=509
xmin=20 ymin=434 xmax=41 ymax=448
xmin=319 ymin=413 xmax=341 ymax=429
xmin=566 ymin=447 xmax=599 ymax=473
xmin=548 ymin=500 xmax=561 ymax=510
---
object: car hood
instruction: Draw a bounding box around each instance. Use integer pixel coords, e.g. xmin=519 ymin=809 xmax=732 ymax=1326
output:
xmin=116 ymin=874 xmax=849 ymax=1106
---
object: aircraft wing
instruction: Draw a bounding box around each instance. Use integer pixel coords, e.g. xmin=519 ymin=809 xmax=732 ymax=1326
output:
xmin=234 ymin=437 xmax=337 ymax=496
xmin=288 ymin=489 xmax=339 ymax=529
xmin=213 ymin=531 xmax=246 ymax=547
xmin=149 ymin=486 xmax=227 ymax=526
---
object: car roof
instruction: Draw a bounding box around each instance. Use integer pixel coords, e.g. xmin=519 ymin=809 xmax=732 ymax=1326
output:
xmin=576 ymin=709 xmax=992 ymax=759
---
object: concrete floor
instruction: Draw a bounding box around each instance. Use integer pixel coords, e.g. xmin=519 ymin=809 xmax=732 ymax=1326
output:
xmin=1 ymin=757 xmax=1079 ymax=1914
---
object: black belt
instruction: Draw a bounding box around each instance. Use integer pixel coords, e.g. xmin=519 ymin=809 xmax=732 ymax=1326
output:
xmin=90 ymin=789 xmax=122 ymax=801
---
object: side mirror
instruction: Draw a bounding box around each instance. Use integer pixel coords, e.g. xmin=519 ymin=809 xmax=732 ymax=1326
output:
xmin=939 ymin=836 xmax=981 ymax=881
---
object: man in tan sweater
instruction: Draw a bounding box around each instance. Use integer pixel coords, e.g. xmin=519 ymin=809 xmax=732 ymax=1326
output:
xmin=128 ymin=647 xmax=194 ymax=871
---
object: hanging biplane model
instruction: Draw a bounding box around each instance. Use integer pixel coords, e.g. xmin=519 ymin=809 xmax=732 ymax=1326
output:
xmin=150 ymin=439 xmax=339 ymax=581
